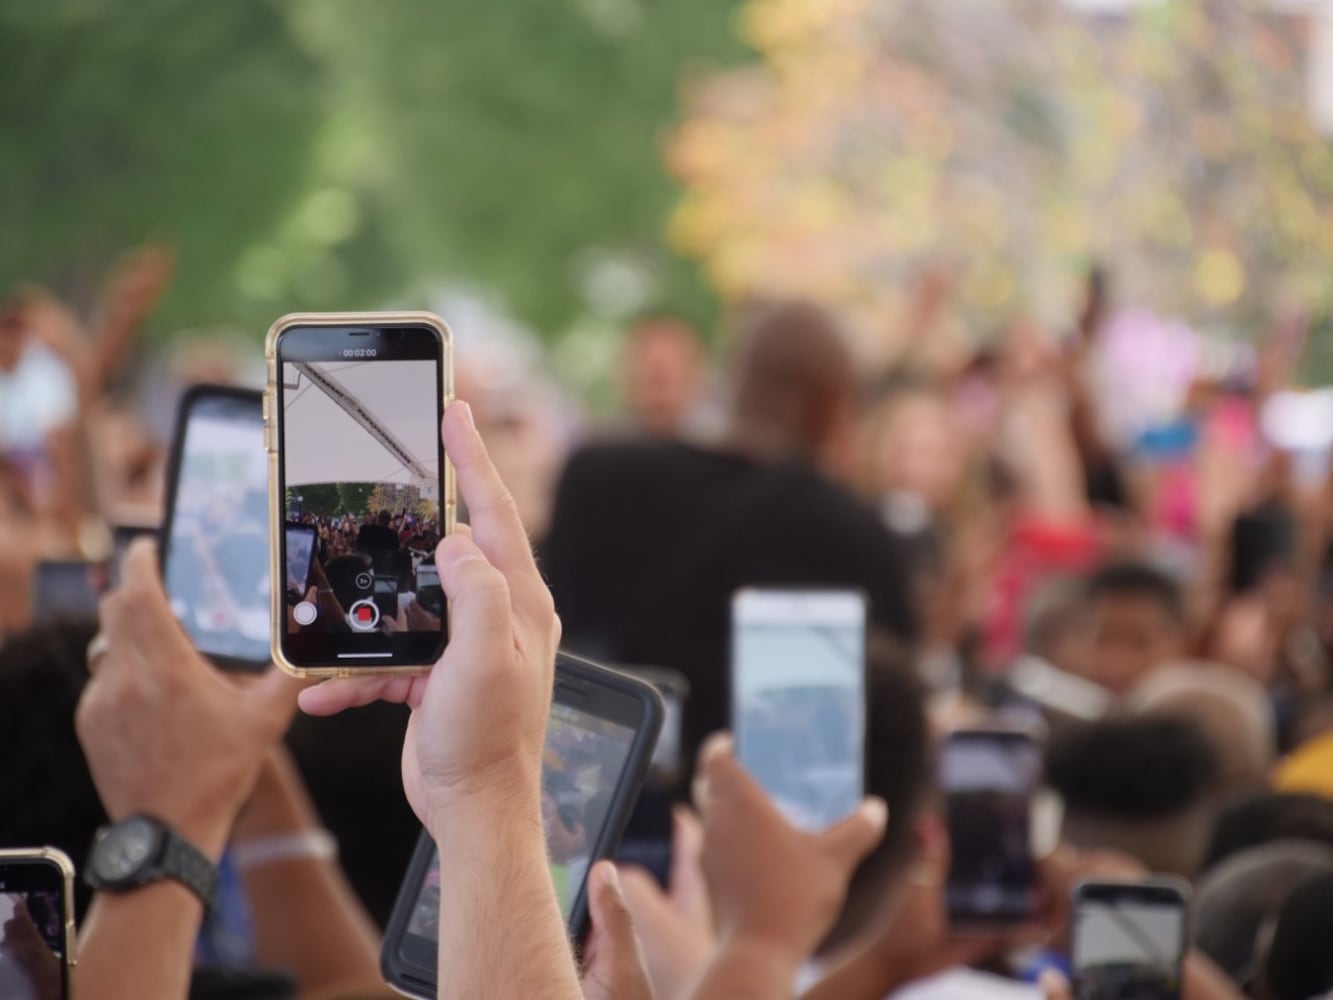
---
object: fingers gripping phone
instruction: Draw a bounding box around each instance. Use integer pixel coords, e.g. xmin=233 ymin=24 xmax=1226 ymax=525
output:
xmin=731 ymin=588 xmax=867 ymax=832
xmin=0 ymin=848 xmax=76 ymax=1000
xmin=1072 ymin=879 xmax=1189 ymax=1000
xmin=941 ymin=726 xmax=1043 ymax=926
xmin=380 ymin=653 xmax=663 ymax=999
xmin=265 ymin=313 xmax=454 ymax=677
xmin=159 ymin=386 xmax=271 ymax=671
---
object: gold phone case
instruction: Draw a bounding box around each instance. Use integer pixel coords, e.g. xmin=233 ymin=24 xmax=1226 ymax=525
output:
xmin=0 ymin=847 xmax=78 ymax=976
xmin=264 ymin=311 xmax=456 ymax=679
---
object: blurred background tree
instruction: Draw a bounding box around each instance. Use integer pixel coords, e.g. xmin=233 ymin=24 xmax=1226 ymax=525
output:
xmin=667 ymin=0 xmax=1333 ymax=356
xmin=1 ymin=0 xmax=745 ymax=341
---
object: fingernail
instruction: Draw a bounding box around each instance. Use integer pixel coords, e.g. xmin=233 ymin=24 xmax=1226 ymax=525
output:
xmin=600 ymin=862 xmax=621 ymax=893
xmin=860 ymin=797 xmax=889 ymax=829
xmin=456 ymin=400 xmax=475 ymax=430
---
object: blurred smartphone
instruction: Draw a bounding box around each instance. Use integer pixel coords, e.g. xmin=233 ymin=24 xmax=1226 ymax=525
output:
xmin=414 ymin=562 xmax=443 ymax=617
xmin=380 ymin=653 xmax=663 ymax=998
xmin=1072 ymin=878 xmax=1189 ymax=1000
xmin=731 ymin=588 xmax=867 ymax=832
xmin=31 ymin=560 xmax=104 ymax=624
xmin=941 ymin=725 xmax=1042 ymax=926
xmin=266 ymin=312 xmax=453 ymax=676
xmin=284 ymin=523 xmax=318 ymax=603
xmin=0 ymin=848 xmax=76 ymax=999
xmin=159 ymin=385 xmax=271 ymax=672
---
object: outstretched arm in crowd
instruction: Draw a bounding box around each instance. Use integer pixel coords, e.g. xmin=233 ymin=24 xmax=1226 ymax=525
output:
xmin=74 ymin=540 xmax=306 ymax=1000
xmin=683 ymin=735 xmax=887 ymax=1000
xmin=231 ymin=746 xmax=383 ymax=994
xmin=300 ymin=401 xmax=583 ymax=1000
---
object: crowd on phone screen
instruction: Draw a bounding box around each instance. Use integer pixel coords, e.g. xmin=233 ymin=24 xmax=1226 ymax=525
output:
xmin=5 ymin=247 xmax=1333 ymax=1000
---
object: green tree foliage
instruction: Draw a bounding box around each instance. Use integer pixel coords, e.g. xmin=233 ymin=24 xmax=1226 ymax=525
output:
xmin=2 ymin=0 xmax=747 ymax=342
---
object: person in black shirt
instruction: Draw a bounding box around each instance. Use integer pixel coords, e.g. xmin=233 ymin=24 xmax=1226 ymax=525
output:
xmin=355 ymin=509 xmax=400 ymax=572
xmin=540 ymin=301 xmax=917 ymax=776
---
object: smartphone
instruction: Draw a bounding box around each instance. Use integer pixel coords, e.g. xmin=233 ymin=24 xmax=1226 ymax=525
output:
xmin=284 ymin=523 xmax=318 ymax=603
xmin=159 ymin=385 xmax=271 ymax=671
xmin=31 ymin=561 xmax=104 ymax=624
xmin=1072 ymin=878 xmax=1189 ymax=1000
xmin=266 ymin=312 xmax=454 ymax=676
xmin=0 ymin=848 xmax=76 ymax=1000
xmin=414 ymin=562 xmax=443 ymax=617
xmin=941 ymin=726 xmax=1043 ymax=926
xmin=380 ymin=652 xmax=663 ymax=998
xmin=613 ymin=666 xmax=690 ymax=887
xmin=731 ymin=588 xmax=867 ymax=832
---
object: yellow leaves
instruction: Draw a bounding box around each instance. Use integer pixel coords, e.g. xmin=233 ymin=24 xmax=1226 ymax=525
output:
xmin=1193 ymin=249 xmax=1245 ymax=308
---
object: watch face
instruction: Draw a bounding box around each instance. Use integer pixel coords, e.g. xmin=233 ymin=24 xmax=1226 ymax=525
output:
xmin=94 ymin=816 xmax=160 ymax=883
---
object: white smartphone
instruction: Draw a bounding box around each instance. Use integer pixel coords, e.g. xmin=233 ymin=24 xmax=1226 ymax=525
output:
xmin=731 ymin=588 xmax=867 ymax=832
xmin=1072 ymin=878 xmax=1189 ymax=1000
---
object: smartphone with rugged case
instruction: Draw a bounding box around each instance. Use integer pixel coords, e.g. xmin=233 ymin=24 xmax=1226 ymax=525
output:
xmin=0 ymin=847 xmax=77 ymax=999
xmin=159 ymin=385 xmax=271 ymax=671
xmin=380 ymin=652 xmax=663 ymax=999
xmin=265 ymin=312 xmax=454 ymax=677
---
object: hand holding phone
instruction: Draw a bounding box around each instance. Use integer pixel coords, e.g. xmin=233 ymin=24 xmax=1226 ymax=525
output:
xmin=731 ymin=589 xmax=867 ymax=832
xmin=0 ymin=848 xmax=76 ymax=1000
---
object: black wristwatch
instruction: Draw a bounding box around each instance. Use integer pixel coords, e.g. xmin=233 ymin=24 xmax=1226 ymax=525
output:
xmin=85 ymin=814 xmax=219 ymax=910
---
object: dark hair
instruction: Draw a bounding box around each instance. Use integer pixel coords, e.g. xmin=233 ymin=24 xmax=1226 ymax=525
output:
xmin=1202 ymin=793 xmax=1333 ymax=874
xmin=0 ymin=620 xmax=107 ymax=919
xmin=821 ymin=634 xmax=931 ymax=950
xmin=1084 ymin=561 xmax=1186 ymax=624
xmin=1265 ymin=870 xmax=1333 ymax=1000
xmin=1045 ymin=715 xmax=1218 ymax=819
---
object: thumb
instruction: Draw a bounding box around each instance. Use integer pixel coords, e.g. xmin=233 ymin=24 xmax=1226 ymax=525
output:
xmin=817 ymin=797 xmax=888 ymax=868
xmin=583 ymin=862 xmax=652 ymax=1000
xmin=1039 ymin=969 xmax=1072 ymax=1000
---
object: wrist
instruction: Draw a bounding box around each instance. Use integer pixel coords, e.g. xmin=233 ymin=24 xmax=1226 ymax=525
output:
xmin=716 ymin=930 xmax=809 ymax=977
xmin=426 ymin=776 xmax=544 ymax=848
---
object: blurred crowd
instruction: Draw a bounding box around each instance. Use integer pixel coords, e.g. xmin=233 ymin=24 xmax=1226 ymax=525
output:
xmin=3 ymin=244 xmax=1333 ymax=1000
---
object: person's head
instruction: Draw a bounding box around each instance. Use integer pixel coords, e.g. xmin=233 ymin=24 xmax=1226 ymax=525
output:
xmin=863 ymin=378 xmax=964 ymax=511
xmin=726 ymin=301 xmax=859 ymax=474
xmin=1193 ymin=840 xmax=1333 ymax=990
xmin=620 ymin=316 xmax=705 ymax=438
xmin=1126 ymin=662 xmax=1276 ymax=799
xmin=1202 ymin=793 xmax=1333 ymax=875
xmin=1264 ymin=869 xmax=1333 ymax=1000
xmin=378 ymin=510 xmax=392 ymax=527
xmin=1081 ymin=562 xmax=1188 ymax=694
xmin=820 ymin=636 xmax=932 ymax=951
xmin=1023 ymin=575 xmax=1093 ymax=678
xmin=0 ymin=620 xmax=107 ymax=919
xmin=1046 ymin=714 xmax=1219 ymax=876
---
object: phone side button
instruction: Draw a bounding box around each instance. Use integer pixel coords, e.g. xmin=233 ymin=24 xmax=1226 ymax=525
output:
xmin=264 ymin=419 xmax=275 ymax=454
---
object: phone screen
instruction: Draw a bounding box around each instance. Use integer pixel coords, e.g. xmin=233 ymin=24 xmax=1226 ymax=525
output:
xmin=1073 ymin=883 xmax=1187 ymax=1000
xmin=284 ymin=524 xmax=317 ymax=601
xmin=0 ymin=856 xmax=70 ymax=999
xmin=941 ymin=729 xmax=1041 ymax=924
xmin=732 ymin=589 xmax=866 ymax=832
xmin=31 ymin=561 xmax=104 ymax=624
xmin=397 ymin=700 xmax=638 ymax=967
xmin=414 ymin=562 xmax=442 ymax=617
xmin=161 ymin=390 xmax=270 ymax=668
xmin=276 ymin=322 xmax=447 ymax=668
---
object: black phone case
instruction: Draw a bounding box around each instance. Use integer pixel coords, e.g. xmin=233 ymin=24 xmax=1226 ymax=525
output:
xmin=379 ymin=651 xmax=664 ymax=998
xmin=158 ymin=383 xmax=269 ymax=673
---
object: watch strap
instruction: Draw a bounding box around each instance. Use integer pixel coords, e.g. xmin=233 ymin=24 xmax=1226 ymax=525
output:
xmin=159 ymin=828 xmax=220 ymax=910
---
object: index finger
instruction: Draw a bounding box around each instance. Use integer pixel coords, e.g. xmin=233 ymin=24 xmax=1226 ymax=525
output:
xmin=442 ymin=401 xmax=548 ymax=618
